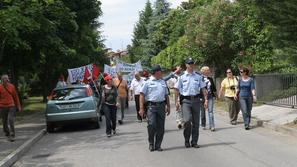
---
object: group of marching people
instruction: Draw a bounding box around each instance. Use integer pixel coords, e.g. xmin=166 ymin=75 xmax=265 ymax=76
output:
xmin=95 ymin=58 xmax=257 ymax=151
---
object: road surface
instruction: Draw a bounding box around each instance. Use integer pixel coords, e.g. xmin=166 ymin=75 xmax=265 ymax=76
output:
xmin=14 ymin=103 xmax=297 ymax=167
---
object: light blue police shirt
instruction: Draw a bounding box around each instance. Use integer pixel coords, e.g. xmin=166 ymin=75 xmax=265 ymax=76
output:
xmin=140 ymin=76 xmax=168 ymax=102
xmin=174 ymin=71 xmax=206 ymax=96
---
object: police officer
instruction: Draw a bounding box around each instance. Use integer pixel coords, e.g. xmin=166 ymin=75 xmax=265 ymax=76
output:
xmin=139 ymin=65 xmax=170 ymax=152
xmin=175 ymin=58 xmax=208 ymax=148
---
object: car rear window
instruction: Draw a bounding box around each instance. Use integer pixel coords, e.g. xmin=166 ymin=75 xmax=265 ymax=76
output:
xmin=52 ymin=88 xmax=88 ymax=100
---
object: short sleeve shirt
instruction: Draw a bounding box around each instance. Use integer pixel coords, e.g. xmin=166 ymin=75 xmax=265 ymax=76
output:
xmin=238 ymin=78 xmax=255 ymax=97
xmin=140 ymin=76 xmax=168 ymax=102
xmin=221 ymin=77 xmax=238 ymax=97
xmin=130 ymin=78 xmax=144 ymax=95
xmin=174 ymin=71 xmax=206 ymax=96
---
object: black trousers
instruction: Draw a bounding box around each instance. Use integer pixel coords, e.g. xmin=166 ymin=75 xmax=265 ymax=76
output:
xmin=134 ymin=95 xmax=142 ymax=120
xmin=103 ymin=104 xmax=117 ymax=135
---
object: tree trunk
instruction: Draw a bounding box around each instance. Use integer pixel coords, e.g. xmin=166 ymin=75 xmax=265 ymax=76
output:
xmin=42 ymin=70 xmax=49 ymax=103
xmin=0 ymin=37 xmax=7 ymax=63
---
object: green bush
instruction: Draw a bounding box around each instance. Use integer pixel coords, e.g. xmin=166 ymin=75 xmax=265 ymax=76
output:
xmin=259 ymin=87 xmax=296 ymax=102
xmin=18 ymin=76 xmax=31 ymax=100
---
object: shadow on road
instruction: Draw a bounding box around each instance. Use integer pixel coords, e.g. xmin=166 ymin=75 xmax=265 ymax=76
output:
xmin=165 ymin=128 xmax=181 ymax=133
xmin=214 ymin=126 xmax=237 ymax=131
xmin=164 ymin=142 xmax=236 ymax=151
xmin=53 ymin=122 xmax=98 ymax=134
xmin=201 ymin=142 xmax=236 ymax=148
xmin=164 ymin=145 xmax=186 ymax=151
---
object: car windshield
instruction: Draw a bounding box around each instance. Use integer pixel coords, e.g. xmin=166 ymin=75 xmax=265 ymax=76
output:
xmin=52 ymin=88 xmax=87 ymax=100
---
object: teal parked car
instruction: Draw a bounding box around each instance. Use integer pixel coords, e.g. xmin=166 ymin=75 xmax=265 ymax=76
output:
xmin=46 ymin=84 xmax=100 ymax=132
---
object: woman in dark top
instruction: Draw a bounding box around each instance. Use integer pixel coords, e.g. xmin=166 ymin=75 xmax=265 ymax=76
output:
xmin=235 ymin=67 xmax=256 ymax=130
xmin=101 ymin=75 xmax=118 ymax=137
xmin=200 ymin=66 xmax=217 ymax=131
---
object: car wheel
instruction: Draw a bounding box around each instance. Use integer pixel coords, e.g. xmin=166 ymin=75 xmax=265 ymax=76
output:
xmin=46 ymin=123 xmax=55 ymax=133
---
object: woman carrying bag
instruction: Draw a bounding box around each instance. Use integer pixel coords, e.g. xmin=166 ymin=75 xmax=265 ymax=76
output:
xmin=100 ymin=75 xmax=118 ymax=137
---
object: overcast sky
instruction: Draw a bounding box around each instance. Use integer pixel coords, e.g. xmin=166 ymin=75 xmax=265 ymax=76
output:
xmin=100 ymin=0 xmax=185 ymax=51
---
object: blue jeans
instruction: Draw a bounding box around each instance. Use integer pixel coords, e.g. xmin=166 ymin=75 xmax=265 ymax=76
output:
xmin=239 ymin=97 xmax=253 ymax=128
xmin=207 ymin=97 xmax=215 ymax=128
xmin=200 ymin=97 xmax=215 ymax=128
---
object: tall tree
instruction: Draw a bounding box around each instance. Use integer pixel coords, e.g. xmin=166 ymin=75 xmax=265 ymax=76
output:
xmin=141 ymin=0 xmax=170 ymax=66
xmin=129 ymin=0 xmax=153 ymax=63
xmin=254 ymin=0 xmax=297 ymax=67
xmin=0 ymin=0 xmax=106 ymax=100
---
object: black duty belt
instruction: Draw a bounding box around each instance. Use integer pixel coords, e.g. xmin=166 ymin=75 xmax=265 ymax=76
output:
xmin=182 ymin=94 xmax=200 ymax=100
xmin=147 ymin=101 xmax=166 ymax=106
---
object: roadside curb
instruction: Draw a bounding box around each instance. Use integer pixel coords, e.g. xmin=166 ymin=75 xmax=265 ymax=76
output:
xmin=215 ymin=108 xmax=297 ymax=137
xmin=0 ymin=129 xmax=46 ymax=167
xmin=254 ymin=119 xmax=297 ymax=138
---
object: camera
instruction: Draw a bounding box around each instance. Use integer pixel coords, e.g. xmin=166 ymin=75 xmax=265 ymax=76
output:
xmin=230 ymin=85 xmax=236 ymax=90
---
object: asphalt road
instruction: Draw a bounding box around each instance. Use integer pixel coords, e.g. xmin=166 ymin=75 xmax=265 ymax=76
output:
xmin=14 ymin=102 xmax=297 ymax=167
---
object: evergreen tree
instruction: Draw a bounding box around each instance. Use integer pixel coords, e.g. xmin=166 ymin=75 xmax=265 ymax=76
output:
xmin=142 ymin=0 xmax=170 ymax=66
xmin=129 ymin=0 xmax=153 ymax=63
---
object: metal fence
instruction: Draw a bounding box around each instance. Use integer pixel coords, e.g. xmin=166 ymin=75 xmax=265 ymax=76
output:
xmin=255 ymin=74 xmax=297 ymax=108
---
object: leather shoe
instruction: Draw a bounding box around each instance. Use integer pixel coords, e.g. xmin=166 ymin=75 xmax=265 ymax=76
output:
xmin=155 ymin=148 xmax=163 ymax=152
xmin=191 ymin=144 xmax=200 ymax=148
xmin=177 ymin=124 xmax=182 ymax=129
xmin=149 ymin=145 xmax=154 ymax=152
xmin=185 ymin=142 xmax=191 ymax=148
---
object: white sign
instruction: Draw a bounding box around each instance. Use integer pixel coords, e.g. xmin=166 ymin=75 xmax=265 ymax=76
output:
xmin=116 ymin=60 xmax=142 ymax=73
xmin=68 ymin=64 xmax=93 ymax=83
xmin=104 ymin=64 xmax=117 ymax=78
xmin=123 ymin=72 xmax=135 ymax=87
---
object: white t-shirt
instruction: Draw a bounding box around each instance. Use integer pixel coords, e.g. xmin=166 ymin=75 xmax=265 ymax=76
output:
xmin=130 ymin=78 xmax=144 ymax=95
xmin=56 ymin=81 xmax=66 ymax=88
xmin=167 ymin=77 xmax=177 ymax=89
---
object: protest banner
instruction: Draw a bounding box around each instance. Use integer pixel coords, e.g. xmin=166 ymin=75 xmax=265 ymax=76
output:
xmin=104 ymin=64 xmax=117 ymax=78
xmin=116 ymin=60 xmax=142 ymax=73
xmin=68 ymin=64 xmax=93 ymax=83
xmin=123 ymin=71 xmax=135 ymax=87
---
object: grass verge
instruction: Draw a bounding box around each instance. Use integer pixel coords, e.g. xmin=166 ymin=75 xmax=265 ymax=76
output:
xmin=214 ymin=99 xmax=227 ymax=112
xmin=214 ymin=99 xmax=263 ymax=112
xmin=0 ymin=97 xmax=46 ymax=125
